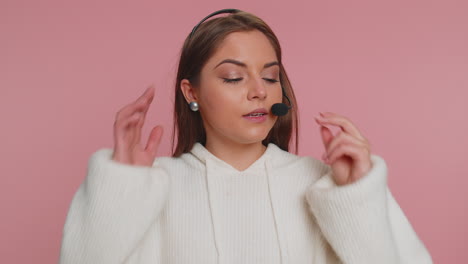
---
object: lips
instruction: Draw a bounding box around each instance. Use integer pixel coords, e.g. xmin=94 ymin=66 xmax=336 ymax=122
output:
xmin=243 ymin=108 xmax=268 ymax=117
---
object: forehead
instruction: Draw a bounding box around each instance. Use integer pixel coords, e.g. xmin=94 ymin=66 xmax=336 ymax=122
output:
xmin=208 ymin=30 xmax=277 ymax=67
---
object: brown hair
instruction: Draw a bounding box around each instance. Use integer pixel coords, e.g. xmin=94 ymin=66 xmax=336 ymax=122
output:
xmin=171 ymin=10 xmax=299 ymax=157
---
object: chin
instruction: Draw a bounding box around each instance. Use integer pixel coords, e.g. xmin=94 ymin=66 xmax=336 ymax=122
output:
xmin=238 ymin=128 xmax=272 ymax=144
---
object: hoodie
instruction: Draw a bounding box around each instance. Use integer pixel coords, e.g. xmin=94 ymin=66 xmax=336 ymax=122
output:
xmin=59 ymin=142 xmax=432 ymax=264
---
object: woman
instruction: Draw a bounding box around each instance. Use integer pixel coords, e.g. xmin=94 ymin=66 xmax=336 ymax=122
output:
xmin=59 ymin=9 xmax=432 ymax=264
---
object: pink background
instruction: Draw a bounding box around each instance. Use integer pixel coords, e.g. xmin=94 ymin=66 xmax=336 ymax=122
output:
xmin=2 ymin=0 xmax=467 ymax=263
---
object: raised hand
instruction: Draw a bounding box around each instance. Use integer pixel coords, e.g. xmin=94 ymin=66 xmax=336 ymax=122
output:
xmin=314 ymin=112 xmax=372 ymax=186
xmin=111 ymin=85 xmax=164 ymax=166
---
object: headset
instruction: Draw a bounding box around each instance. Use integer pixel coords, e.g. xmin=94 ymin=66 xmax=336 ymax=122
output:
xmin=188 ymin=8 xmax=292 ymax=116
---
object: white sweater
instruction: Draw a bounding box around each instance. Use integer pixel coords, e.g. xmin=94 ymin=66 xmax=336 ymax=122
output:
xmin=59 ymin=142 xmax=432 ymax=264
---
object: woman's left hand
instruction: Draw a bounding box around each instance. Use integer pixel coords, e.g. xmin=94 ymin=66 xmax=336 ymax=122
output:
xmin=314 ymin=112 xmax=372 ymax=186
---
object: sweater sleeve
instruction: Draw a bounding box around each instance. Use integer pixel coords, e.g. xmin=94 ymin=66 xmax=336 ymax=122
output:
xmin=59 ymin=148 xmax=170 ymax=264
xmin=305 ymin=154 xmax=433 ymax=264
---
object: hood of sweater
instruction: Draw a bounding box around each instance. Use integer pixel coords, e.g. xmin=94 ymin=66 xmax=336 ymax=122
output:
xmin=187 ymin=142 xmax=302 ymax=263
xmin=188 ymin=142 xmax=309 ymax=175
xmin=189 ymin=142 xmax=280 ymax=173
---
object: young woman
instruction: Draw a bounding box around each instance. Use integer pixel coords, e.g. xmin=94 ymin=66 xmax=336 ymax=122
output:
xmin=60 ymin=9 xmax=432 ymax=264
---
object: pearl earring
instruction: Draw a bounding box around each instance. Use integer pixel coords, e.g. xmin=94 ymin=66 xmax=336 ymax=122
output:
xmin=189 ymin=101 xmax=199 ymax=112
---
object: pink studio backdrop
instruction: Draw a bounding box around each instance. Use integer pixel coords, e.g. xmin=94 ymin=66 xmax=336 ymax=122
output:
xmin=2 ymin=0 xmax=467 ymax=263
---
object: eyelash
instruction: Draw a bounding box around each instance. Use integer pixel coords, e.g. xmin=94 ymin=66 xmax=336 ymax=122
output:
xmin=222 ymin=78 xmax=279 ymax=84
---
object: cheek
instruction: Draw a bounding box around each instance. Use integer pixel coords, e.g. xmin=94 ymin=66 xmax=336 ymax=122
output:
xmin=202 ymin=86 xmax=241 ymax=112
xmin=266 ymin=87 xmax=283 ymax=107
xmin=200 ymin=88 xmax=242 ymax=125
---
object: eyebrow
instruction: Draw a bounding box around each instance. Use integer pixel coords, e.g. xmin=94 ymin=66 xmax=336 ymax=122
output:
xmin=213 ymin=59 xmax=279 ymax=70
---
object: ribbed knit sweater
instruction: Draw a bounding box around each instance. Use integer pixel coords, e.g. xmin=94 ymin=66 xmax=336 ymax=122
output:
xmin=59 ymin=142 xmax=432 ymax=264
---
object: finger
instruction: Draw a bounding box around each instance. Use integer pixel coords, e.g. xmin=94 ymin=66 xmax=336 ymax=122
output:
xmin=327 ymin=143 xmax=372 ymax=183
xmin=116 ymin=85 xmax=155 ymax=121
xmin=315 ymin=112 xmax=366 ymax=141
xmin=130 ymin=85 xmax=155 ymax=116
xmin=318 ymin=125 xmax=334 ymax=149
xmin=138 ymin=84 xmax=155 ymax=100
xmin=114 ymin=112 xmax=142 ymax=148
xmin=133 ymin=99 xmax=153 ymax=145
xmin=115 ymin=85 xmax=155 ymax=145
xmin=326 ymin=142 xmax=370 ymax=165
xmin=324 ymin=130 xmax=369 ymax=160
xmin=145 ymin=125 xmax=164 ymax=158
xmin=114 ymin=111 xmax=142 ymax=139
xmin=133 ymin=111 xmax=145 ymax=146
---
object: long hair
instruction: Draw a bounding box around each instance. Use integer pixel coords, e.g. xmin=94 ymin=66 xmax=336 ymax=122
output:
xmin=172 ymin=10 xmax=299 ymax=157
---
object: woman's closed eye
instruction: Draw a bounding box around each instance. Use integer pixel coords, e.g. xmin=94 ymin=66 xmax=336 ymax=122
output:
xmin=222 ymin=78 xmax=243 ymax=84
xmin=222 ymin=78 xmax=279 ymax=84
xmin=264 ymin=78 xmax=280 ymax=83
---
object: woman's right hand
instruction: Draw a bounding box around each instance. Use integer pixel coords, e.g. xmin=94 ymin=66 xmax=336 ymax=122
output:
xmin=111 ymin=85 xmax=164 ymax=167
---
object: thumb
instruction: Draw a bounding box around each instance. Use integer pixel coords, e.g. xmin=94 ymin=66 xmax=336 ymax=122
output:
xmin=145 ymin=125 xmax=164 ymax=157
xmin=319 ymin=125 xmax=334 ymax=149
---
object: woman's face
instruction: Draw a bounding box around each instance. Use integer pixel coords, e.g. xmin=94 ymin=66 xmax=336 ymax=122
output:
xmin=184 ymin=30 xmax=283 ymax=147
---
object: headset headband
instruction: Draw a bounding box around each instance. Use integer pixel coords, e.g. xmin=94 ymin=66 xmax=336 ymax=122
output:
xmin=189 ymin=9 xmax=242 ymax=39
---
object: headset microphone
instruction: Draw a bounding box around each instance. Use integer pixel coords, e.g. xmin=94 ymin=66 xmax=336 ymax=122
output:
xmin=271 ymin=87 xmax=293 ymax=116
xmin=271 ymin=103 xmax=290 ymax=116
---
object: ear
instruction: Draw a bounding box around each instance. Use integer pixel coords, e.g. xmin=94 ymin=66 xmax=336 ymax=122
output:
xmin=180 ymin=79 xmax=199 ymax=103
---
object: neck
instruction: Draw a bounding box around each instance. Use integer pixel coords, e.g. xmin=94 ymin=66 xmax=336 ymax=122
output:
xmin=204 ymin=139 xmax=267 ymax=171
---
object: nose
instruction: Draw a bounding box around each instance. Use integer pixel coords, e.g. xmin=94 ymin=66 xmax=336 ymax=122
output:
xmin=247 ymin=77 xmax=267 ymax=101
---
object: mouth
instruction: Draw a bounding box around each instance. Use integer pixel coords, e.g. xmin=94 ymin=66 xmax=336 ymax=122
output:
xmin=243 ymin=113 xmax=267 ymax=117
xmin=243 ymin=108 xmax=268 ymax=117
xmin=242 ymin=108 xmax=268 ymax=123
